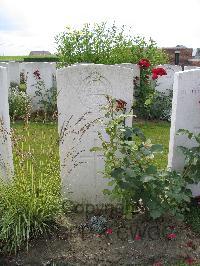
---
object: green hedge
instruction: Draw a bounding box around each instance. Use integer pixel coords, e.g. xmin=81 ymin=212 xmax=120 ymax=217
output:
xmin=23 ymin=56 xmax=59 ymax=62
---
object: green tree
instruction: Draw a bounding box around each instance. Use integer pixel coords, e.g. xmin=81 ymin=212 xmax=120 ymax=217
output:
xmin=55 ymin=22 xmax=168 ymax=67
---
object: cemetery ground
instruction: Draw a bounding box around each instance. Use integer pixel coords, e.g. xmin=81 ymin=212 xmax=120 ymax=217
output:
xmin=1 ymin=121 xmax=200 ymax=265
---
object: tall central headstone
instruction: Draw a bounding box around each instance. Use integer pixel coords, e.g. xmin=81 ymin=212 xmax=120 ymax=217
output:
xmin=0 ymin=67 xmax=13 ymax=180
xmin=57 ymin=64 xmax=139 ymax=203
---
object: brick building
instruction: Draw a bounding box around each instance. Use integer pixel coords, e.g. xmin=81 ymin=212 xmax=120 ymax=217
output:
xmin=162 ymin=45 xmax=200 ymax=66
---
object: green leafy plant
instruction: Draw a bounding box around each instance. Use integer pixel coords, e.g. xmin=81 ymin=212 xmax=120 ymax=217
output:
xmin=185 ymin=205 xmax=200 ymax=234
xmin=33 ymin=70 xmax=57 ymax=120
xmin=0 ymin=167 xmax=62 ymax=253
xmin=177 ymin=129 xmax=200 ymax=232
xmin=55 ymin=22 xmax=168 ymax=66
xmin=134 ymin=60 xmax=169 ymax=120
xmin=177 ymin=129 xmax=200 ymax=184
xmin=147 ymin=89 xmax=173 ymax=121
xmin=9 ymin=84 xmax=31 ymax=121
xmin=0 ymin=123 xmax=64 ymax=253
xmin=91 ymin=97 xmax=192 ymax=219
xmin=0 ymin=122 xmax=67 ymax=253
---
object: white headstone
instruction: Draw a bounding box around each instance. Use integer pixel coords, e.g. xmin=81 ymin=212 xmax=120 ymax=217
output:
xmin=184 ymin=66 xmax=200 ymax=71
xmin=0 ymin=67 xmax=13 ymax=180
xmin=155 ymin=64 xmax=182 ymax=94
xmin=57 ymin=64 xmax=138 ymax=203
xmin=0 ymin=62 xmax=20 ymax=85
xmin=8 ymin=61 xmax=20 ymax=84
xmin=168 ymin=69 xmax=200 ymax=196
xmin=25 ymin=62 xmax=56 ymax=111
xmin=115 ymin=63 xmax=140 ymax=71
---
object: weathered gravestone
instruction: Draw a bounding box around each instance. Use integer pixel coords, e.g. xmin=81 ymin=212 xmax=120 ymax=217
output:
xmin=0 ymin=62 xmax=20 ymax=84
xmin=155 ymin=64 xmax=182 ymax=94
xmin=115 ymin=63 xmax=139 ymax=71
xmin=25 ymin=62 xmax=56 ymax=111
xmin=168 ymin=69 xmax=200 ymax=196
xmin=57 ymin=64 xmax=139 ymax=203
xmin=184 ymin=66 xmax=200 ymax=71
xmin=0 ymin=67 xmax=13 ymax=180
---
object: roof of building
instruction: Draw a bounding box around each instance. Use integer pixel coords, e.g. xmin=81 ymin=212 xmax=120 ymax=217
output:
xmin=29 ymin=51 xmax=51 ymax=56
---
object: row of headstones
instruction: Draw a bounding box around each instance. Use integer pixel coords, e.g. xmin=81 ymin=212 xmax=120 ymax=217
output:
xmin=1 ymin=61 xmax=199 ymax=112
xmin=1 ymin=64 xmax=200 ymax=203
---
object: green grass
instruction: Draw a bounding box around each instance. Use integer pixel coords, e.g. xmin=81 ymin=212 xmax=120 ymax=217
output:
xmin=135 ymin=120 xmax=170 ymax=169
xmin=0 ymin=55 xmax=58 ymax=61
xmin=11 ymin=120 xmax=170 ymax=170
xmin=0 ymin=121 xmax=62 ymax=253
xmin=0 ymin=56 xmax=26 ymax=61
xmin=11 ymin=121 xmax=59 ymax=172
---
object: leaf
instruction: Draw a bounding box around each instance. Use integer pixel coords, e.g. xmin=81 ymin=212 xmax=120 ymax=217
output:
xmin=103 ymin=189 xmax=111 ymax=195
xmin=145 ymin=165 xmax=157 ymax=175
xmin=110 ymin=168 xmax=124 ymax=179
xmin=90 ymin=147 xmax=102 ymax=152
xmin=150 ymin=209 xmax=162 ymax=219
xmin=177 ymin=129 xmax=193 ymax=139
xmin=150 ymin=144 xmax=163 ymax=153
xmin=132 ymin=127 xmax=146 ymax=141
xmin=107 ymin=180 xmax=115 ymax=186
xmin=124 ymin=128 xmax=133 ymax=140
xmin=141 ymin=175 xmax=155 ymax=183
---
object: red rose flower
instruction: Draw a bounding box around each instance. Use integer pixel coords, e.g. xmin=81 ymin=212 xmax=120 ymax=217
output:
xmin=153 ymin=262 xmax=163 ymax=266
xmin=33 ymin=69 xmax=41 ymax=80
xmin=167 ymin=233 xmax=176 ymax=240
xmin=138 ymin=58 xmax=151 ymax=68
xmin=186 ymin=241 xmax=193 ymax=248
xmin=106 ymin=228 xmax=113 ymax=235
xmin=152 ymin=67 xmax=167 ymax=80
xmin=116 ymin=99 xmax=127 ymax=110
xmin=168 ymin=225 xmax=176 ymax=230
xmin=152 ymin=67 xmax=167 ymax=76
xmin=134 ymin=234 xmax=141 ymax=240
xmin=152 ymin=73 xmax=158 ymax=80
xmin=185 ymin=257 xmax=196 ymax=265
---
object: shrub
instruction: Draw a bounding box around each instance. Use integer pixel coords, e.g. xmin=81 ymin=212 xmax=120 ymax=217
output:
xmin=0 ymin=168 xmax=62 ymax=253
xmin=91 ymin=97 xmax=192 ymax=220
xmin=9 ymin=84 xmax=31 ymax=121
xmin=23 ymin=56 xmax=59 ymax=62
xmin=55 ymin=22 xmax=168 ymax=66
xmin=177 ymin=129 xmax=200 ymax=184
xmin=33 ymin=70 xmax=57 ymax=120
xmin=146 ymin=90 xmax=173 ymax=121
xmin=134 ymin=59 xmax=171 ymax=120
xmin=185 ymin=204 xmax=200 ymax=234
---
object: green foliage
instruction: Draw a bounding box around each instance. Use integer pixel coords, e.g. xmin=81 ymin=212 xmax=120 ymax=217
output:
xmin=134 ymin=64 xmax=171 ymax=120
xmin=177 ymin=129 xmax=200 ymax=184
xmin=0 ymin=122 xmax=63 ymax=253
xmin=133 ymin=65 xmax=154 ymax=118
xmin=185 ymin=205 xmax=200 ymax=234
xmin=146 ymin=90 xmax=173 ymax=121
xmin=23 ymin=56 xmax=58 ymax=62
xmin=91 ymin=97 xmax=192 ymax=220
xmin=9 ymin=83 xmax=31 ymax=121
xmin=55 ymin=22 xmax=168 ymax=66
xmin=132 ymin=37 xmax=168 ymax=67
xmin=34 ymin=82 xmax=57 ymax=119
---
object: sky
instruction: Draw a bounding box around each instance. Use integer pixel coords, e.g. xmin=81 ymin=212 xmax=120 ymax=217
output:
xmin=0 ymin=0 xmax=200 ymax=55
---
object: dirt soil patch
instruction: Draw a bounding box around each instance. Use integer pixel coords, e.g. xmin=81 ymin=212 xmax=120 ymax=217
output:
xmin=1 ymin=211 xmax=200 ymax=266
